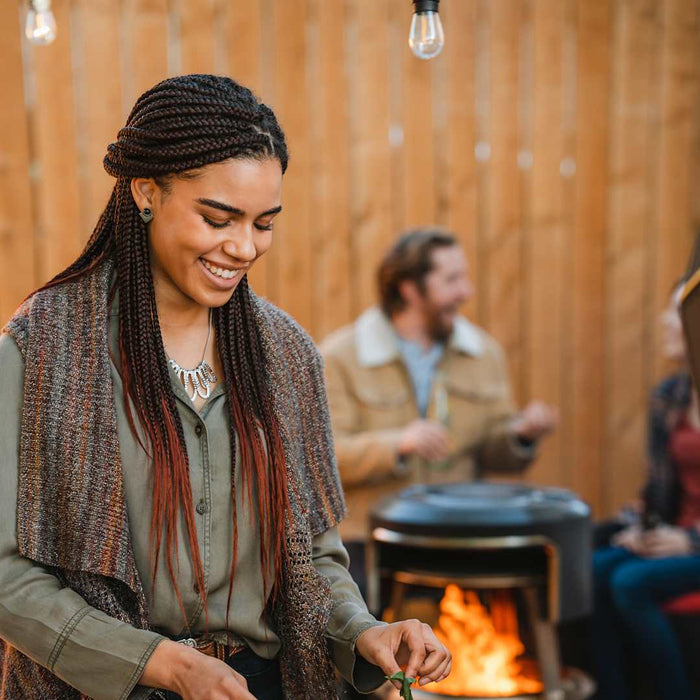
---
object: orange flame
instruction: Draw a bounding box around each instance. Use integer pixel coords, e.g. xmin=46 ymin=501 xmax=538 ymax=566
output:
xmin=421 ymin=584 xmax=543 ymax=697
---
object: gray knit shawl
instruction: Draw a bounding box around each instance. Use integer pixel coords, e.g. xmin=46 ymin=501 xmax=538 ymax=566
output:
xmin=1 ymin=260 xmax=346 ymax=699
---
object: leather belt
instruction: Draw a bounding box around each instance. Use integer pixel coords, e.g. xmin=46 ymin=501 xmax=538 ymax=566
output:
xmin=177 ymin=637 xmax=245 ymax=662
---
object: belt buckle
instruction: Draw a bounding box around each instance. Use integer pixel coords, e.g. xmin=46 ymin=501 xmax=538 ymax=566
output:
xmin=178 ymin=637 xmax=244 ymax=661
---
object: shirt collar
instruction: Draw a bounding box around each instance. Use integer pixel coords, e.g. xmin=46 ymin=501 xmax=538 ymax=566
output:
xmin=355 ymin=306 xmax=484 ymax=368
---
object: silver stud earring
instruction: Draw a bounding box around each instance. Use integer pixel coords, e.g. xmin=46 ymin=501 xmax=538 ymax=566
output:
xmin=139 ymin=207 xmax=153 ymax=224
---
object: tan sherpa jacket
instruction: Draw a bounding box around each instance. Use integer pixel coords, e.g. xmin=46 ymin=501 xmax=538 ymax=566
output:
xmin=321 ymin=307 xmax=536 ymax=541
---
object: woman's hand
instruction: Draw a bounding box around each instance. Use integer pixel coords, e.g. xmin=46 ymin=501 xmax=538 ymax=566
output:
xmin=612 ymin=524 xmax=693 ymax=558
xmin=140 ymin=640 xmax=255 ymax=699
xmin=639 ymin=525 xmax=693 ymax=558
xmin=612 ymin=525 xmax=646 ymax=553
xmin=355 ymin=620 xmax=452 ymax=689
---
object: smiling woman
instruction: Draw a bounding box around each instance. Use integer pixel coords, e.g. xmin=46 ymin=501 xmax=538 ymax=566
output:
xmin=0 ymin=74 xmax=451 ymax=700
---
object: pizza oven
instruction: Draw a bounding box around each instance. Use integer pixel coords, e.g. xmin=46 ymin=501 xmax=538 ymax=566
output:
xmin=367 ymin=482 xmax=595 ymax=699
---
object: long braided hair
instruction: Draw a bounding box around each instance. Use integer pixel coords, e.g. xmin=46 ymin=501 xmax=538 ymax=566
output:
xmin=38 ymin=74 xmax=291 ymax=627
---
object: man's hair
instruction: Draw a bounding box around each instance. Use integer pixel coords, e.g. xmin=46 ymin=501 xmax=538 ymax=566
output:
xmin=377 ymin=227 xmax=458 ymax=316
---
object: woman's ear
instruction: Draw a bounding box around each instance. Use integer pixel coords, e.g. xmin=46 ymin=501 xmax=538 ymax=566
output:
xmin=130 ymin=177 xmax=157 ymax=211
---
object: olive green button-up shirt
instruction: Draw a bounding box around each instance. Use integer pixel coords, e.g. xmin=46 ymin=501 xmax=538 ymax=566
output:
xmin=0 ymin=307 xmax=384 ymax=700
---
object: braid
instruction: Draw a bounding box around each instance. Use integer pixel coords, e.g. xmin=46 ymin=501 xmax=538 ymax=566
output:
xmin=35 ymin=74 xmax=291 ymax=626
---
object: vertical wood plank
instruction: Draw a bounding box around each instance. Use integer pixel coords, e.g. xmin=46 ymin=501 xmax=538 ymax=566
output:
xmin=570 ymin=0 xmax=611 ymax=514
xmin=225 ymin=0 xmax=269 ymax=299
xmin=485 ymin=0 xmax=524 ymax=400
xmin=225 ymin=0 xmax=263 ymax=93
xmin=309 ymin=0 xmax=352 ymax=340
xmin=691 ymin=0 xmax=700 ymax=237
xmin=527 ymin=0 xmax=566 ymax=486
xmin=605 ymin=0 xmax=659 ymax=514
xmin=388 ymin=0 xmax=405 ymax=236
xmin=652 ymin=0 xmax=698 ymax=379
xmin=270 ymin=0 xmax=312 ymax=328
xmin=690 ymin=0 xmax=700 ymax=238
xmin=31 ymin=0 xmax=82 ymax=283
xmin=0 ymin=0 xmax=36 ymax=320
xmin=517 ymin=0 xmax=534 ymax=406
xmin=178 ymin=0 xmax=216 ymax=74
xmin=349 ymin=0 xmax=393 ymax=315
xmin=473 ymin=0 xmax=491 ymax=329
xmin=442 ymin=0 xmax=479 ymax=321
xmin=75 ymin=0 xmax=123 ymax=232
xmin=122 ymin=0 xmax=169 ymax=105
xmin=400 ymin=16 xmax=436 ymax=226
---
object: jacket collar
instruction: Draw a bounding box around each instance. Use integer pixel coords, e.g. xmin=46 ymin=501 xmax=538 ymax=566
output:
xmin=355 ymin=306 xmax=484 ymax=368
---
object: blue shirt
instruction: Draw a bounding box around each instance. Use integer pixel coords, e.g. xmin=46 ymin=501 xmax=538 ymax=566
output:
xmin=396 ymin=336 xmax=445 ymax=417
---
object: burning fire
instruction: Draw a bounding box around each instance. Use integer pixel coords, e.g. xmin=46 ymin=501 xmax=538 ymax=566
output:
xmin=421 ymin=585 xmax=543 ymax=697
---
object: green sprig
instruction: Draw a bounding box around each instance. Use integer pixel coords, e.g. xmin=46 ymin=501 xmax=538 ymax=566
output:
xmin=385 ymin=670 xmax=417 ymax=699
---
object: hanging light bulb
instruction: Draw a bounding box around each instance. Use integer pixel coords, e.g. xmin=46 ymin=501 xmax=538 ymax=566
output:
xmin=409 ymin=0 xmax=444 ymax=60
xmin=25 ymin=0 xmax=57 ymax=46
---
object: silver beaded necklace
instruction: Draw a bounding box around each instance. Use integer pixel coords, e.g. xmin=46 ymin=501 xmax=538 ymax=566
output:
xmin=167 ymin=309 xmax=218 ymax=402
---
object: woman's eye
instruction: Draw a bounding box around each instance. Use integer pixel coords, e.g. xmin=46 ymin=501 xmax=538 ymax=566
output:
xmin=255 ymin=223 xmax=274 ymax=232
xmin=202 ymin=215 xmax=230 ymax=229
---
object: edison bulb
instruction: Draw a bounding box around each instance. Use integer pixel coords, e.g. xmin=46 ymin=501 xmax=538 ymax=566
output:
xmin=409 ymin=10 xmax=444 ymax=60
xmin=25 ymin=0 xmax=57 ymax=46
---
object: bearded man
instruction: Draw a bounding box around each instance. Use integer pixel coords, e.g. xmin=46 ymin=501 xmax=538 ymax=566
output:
xmin=320 ymin=228 xmax=558 ymax=588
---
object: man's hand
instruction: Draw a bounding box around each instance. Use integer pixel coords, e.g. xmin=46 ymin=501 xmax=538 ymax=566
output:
xmin=355 ymin=620 xmax=452 ymax=689
xmin=397 ymin=420 xmax=450 ymax=461
xmin=140 ymin=640 xmax=255 ymax=700
xmin=510 ymin=401 xmax=558 ymax=442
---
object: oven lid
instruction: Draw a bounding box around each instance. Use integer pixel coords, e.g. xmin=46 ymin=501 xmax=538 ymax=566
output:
xmin=370 ymin=481 xmax=590 ymax=535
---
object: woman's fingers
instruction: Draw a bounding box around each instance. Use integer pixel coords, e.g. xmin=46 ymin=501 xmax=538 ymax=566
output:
xmin=230 ymin=669 xmax=249 ymax=691
xmin=418 ymin=649 xmax=450 ymax=682
xmin=174 ymin=651 xmax=257 ymax=700
xmin=215 ymin=674 xmax=256 ymax=700
xmin=403 ymin=621 xmax=429 ymax=680
xmin=419 ymin=655 xmax=452 ymax=686
xmin=416 ymin=624 xmax=452 ymax=682
xmin=417 ymin=648 xmax=443 ymax=679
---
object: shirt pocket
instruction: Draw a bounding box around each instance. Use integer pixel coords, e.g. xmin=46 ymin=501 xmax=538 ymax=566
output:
xmin=445 ymin=377 xmax=508 ymax=403
xmin=353 ymin=383 xmax=413 ymax=430
xmin=442 ymin=378 xmax=510 ymax=451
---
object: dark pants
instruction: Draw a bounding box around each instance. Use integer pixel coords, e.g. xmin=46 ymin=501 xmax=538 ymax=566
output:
xmin=592 ymin=546 xmax=700 ymax=700
xmin=164 ymin=647 xmax=283 ymax=700
xmin=343 ymin=540 xmax=367 ymax=600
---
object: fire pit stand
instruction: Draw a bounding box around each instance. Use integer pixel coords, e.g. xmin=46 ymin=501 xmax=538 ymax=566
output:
xmin=411 ymin=669 xmax=595 ymax=700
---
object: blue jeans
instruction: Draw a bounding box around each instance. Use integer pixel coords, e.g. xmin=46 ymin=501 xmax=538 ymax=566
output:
xmin=164 ymin=647 xmax=283 ymax=700
xmin=592 ymin=546 xmax=700 ymax=700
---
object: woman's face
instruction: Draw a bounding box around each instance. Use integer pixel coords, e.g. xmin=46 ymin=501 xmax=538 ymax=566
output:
xmin=134 ymin=157 xmax=283 ymax=310
xmin=661 ymin=285 xmax=687 ymax=362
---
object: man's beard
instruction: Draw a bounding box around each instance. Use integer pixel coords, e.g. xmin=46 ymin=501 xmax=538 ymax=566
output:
xmin=425 ymin=305 xmax=455 ymax=344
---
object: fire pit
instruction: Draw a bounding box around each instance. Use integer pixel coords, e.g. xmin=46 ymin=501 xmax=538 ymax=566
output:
xmin=367 ymin=482 xmax=594 ymax=700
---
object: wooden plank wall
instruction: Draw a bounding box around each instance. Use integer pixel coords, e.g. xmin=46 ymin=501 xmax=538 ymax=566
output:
xmin=3 ymin=0 xmax=700 ymax=516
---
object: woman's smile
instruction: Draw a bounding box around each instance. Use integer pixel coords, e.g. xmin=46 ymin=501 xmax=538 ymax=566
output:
xmin=199 ymin=257 xmax=245 ymax=288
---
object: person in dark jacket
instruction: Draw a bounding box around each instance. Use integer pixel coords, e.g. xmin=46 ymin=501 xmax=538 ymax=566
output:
xmin=592 ymin=283 xmax=700 ymax=700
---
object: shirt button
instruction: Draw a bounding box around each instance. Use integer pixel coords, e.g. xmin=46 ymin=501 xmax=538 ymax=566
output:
xmin=196 ymin=499 xmax=209 ymax=515
xmin=195 ymin=424 xmax=203 ymax=437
